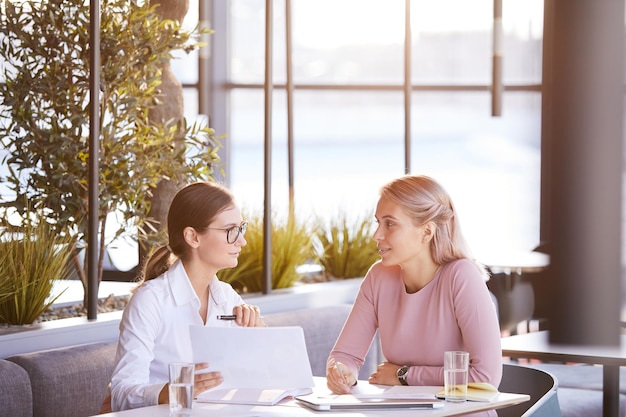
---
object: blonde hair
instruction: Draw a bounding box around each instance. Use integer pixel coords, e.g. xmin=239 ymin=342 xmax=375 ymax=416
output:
xmin=380 ymin=175 xmax=486 ymax=276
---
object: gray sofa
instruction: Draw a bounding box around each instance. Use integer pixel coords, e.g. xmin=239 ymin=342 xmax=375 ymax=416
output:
xmin=2 ymin=341 xmax=117 ymax=417
xmin=0 ymin=304 xmax=379 ymax=417
xmin=0 ymin=359 xmax=33 ymax=417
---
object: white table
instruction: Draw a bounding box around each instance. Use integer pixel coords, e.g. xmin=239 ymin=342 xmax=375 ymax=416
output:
xmin=480 ymin=250 xmax=550 ymax=275
xmin=480 ymin=250 xmax=550 ymax=333
xmin=96 ymin=378 xmax=529 ymax=417
xmin=501 ymin=330 xmax=626 ymax=417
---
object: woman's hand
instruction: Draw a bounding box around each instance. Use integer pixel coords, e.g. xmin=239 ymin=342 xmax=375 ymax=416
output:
xmin=326 ymin=360 xmax=356 ymax=394
xmin=232 ymin=304 xmax=265 ymax=327
xmin=158 ymin=363 xmax=224 ymax=404
xmin=368 ymin=361 xmax=403 ymax=386
xmin=193 ymin=363 xmax=224 ymax=398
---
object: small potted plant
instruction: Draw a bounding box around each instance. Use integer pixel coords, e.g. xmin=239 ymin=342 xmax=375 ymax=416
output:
xmin=0 ymin=203 xmax=75 ymax=325
xmin=313 ymin=210 xmax=379 ymax=280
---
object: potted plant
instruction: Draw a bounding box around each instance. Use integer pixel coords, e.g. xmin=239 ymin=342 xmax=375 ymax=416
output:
xmin=218 ymin=211 xmax=314 ymax=293
xmin=0 ymin=0 xmax=220 ymax=307
xmin=0 ymin=202 xmax=75 ymax=325
xmin=313 ymin=210 xmax=379 ymax=280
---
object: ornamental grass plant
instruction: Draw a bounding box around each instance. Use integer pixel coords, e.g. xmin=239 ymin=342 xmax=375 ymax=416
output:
xmin=218 ymin=211 xmax=314 ymax=293
xmin=0 ymin=209 xmax=75 ymax=325
xmin=313 ymin=210 xmax=380 ymax=279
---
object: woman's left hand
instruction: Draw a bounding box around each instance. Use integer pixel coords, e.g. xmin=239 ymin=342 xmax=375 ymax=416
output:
xmin=193 ymin=363 xmax=224 ymax=397
xmin=232 ymin=304 xmax=265 ymax=327
xmin=368 ymin=361 xmax=404 ymax=386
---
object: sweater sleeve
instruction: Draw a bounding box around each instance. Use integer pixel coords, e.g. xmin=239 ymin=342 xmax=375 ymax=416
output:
xmin=450 ymin=260 xmax=502 ymax=386
xmin=328 ymin=270 xmax=379 ymax=378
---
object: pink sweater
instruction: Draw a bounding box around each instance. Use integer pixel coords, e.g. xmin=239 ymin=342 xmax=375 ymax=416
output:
xmin=330 ymin=259 xmax=502 ymax=416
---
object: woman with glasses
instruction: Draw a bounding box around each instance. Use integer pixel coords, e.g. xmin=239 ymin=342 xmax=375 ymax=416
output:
xmin=111 ymin=181 xmax=264 ymax=411
xmin=325 ymin=175 xmax=501 ymax=417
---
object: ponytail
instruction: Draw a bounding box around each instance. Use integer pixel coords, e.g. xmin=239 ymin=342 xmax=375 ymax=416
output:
xmin=134 ymin=245 xmax=175 ymax=290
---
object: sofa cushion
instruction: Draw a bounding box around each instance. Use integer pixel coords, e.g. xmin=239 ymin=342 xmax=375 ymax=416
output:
xmin=263 ymin=304 xmax=380 ymax=379
xmin=0 ymin=359 xmax=33 ymax=417
xmin=7 ymin=342 xmax=117 ymax=417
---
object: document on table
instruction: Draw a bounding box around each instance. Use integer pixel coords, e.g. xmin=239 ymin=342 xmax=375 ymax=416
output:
xmin=352 ymin=383 xmax=440 ymax=399
xmin=189 ymin=325 xmax=315 ymax=405
xmin=295 ymin=383 xmax=444 ymax=411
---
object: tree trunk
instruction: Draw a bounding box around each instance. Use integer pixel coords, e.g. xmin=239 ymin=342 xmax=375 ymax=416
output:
xmin=141 ymin=0 xmax=190 ymax=264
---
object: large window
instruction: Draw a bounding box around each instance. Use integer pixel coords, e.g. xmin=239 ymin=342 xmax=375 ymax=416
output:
xmin=177 ymin=0 xmax=544 ymax=256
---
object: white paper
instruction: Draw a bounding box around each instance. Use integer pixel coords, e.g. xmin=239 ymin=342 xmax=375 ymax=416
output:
xmin=189 ymin=325 xmax=315 ymax=403
xmin=295 ymin=383 xmax=444 ymax=411
xmin=352 ymin=384 xmax=440 ymax=399
xmin=196 ymin=387 xmax=311 ymax=406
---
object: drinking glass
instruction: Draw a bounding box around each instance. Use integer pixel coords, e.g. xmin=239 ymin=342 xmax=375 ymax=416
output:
xmin=168 ymin=362 xmax=194 ymax=417
xmin=444 ymin=351 xmax=469 ymax=402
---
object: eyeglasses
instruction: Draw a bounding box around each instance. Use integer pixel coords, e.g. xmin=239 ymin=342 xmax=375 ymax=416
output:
xmin=206 ymin=221 xmax=248 ymax=244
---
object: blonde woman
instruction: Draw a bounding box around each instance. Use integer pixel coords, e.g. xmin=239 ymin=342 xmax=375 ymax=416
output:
xmin=326 ymin=175 xmax=501 ymax=417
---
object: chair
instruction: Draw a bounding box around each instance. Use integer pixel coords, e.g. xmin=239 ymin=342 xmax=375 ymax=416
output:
xmin=487 ymin=270 xmax=536 ymax=333
xmin=497 ymin=363 xmax=562 ymax=417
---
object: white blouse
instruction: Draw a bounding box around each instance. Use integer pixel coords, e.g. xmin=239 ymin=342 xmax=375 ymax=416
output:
xmin=110 ymin=260 xmax=244 ymax=411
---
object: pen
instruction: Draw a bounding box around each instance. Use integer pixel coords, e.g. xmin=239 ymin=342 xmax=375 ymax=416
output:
xmin=335 ymin=362 xmax=348 ymax=386
xmin=217 ymin=314 xmax=265 ymax=320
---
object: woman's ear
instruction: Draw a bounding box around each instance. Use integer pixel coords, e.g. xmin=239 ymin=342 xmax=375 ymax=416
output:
xmin=423 ymin=222 xmax=436 ymax=243
xmin=183 ymin=226 xmax=200 ymax=248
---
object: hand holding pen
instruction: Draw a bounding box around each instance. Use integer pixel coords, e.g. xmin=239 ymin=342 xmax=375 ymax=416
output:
xmin=326 ymin=360 xmax=356 ymax=394
xmin=216 ymin=303 xmax=265 ymax=327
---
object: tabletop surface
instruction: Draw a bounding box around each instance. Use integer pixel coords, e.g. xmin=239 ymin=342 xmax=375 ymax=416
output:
xmin=501 ymin=331 xmax=626 ymax=366
xmin=95 ymin=378 xmax=530 ymax=417
xmin=96 ymin=395 xmax=530 ymax=417
xmin=478 ymin=250 xmax=549 ymax=273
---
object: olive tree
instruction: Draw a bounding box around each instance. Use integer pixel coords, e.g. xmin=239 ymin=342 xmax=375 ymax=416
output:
xmin=0 ymin=0 xmax=221 ymax=304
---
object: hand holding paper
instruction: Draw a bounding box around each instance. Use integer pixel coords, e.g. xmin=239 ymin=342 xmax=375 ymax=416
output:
xmin=189 ymin=326 xmax=315 ymax=405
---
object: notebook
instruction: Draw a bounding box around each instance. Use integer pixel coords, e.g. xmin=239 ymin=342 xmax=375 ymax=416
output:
xmin=295 ymin=394 xmax=444 ymax=411
xmin=436 ymin=382 xmax=500 ymax=402
xmin=190 ymin=325 xmax=315 ymax=405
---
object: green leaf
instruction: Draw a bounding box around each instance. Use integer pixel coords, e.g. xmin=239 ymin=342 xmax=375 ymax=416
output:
xmin=0 ymin=0 xmax=221 ymax=296
xmin=0 ymin=201 xmax=75 ymax=324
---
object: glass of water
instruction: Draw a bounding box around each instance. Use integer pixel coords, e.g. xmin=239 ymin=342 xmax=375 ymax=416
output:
xmin=168 ymin=362 xmax=194 ymax=417
xmin=444 ymin=351 xmax=469 ymax=402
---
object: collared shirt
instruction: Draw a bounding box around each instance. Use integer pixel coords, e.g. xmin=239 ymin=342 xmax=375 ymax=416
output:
xmin=110 ymin=260 xmax=244 ymax=411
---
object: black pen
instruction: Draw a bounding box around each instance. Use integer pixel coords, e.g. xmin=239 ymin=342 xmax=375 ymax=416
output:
xmin=217 ymin=314 xmax=237 ymax=320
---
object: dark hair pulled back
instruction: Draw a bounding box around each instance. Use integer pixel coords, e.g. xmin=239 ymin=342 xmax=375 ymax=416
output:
xmin=140 ymin=181 xmax=235 ymax=283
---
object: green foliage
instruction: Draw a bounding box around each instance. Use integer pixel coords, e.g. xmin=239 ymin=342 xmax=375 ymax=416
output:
xmin=313 ymin=210 xmax=379 ymax=279
xmin=0 ymin=250 xmax=16 ymax=305
xmin=218 ymin=212 xmax=314 ymax=293
xmin=0 ymin=0 xmax=221 ymax=291
xmin=0 ymin=206 xmax=74 ymax=325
